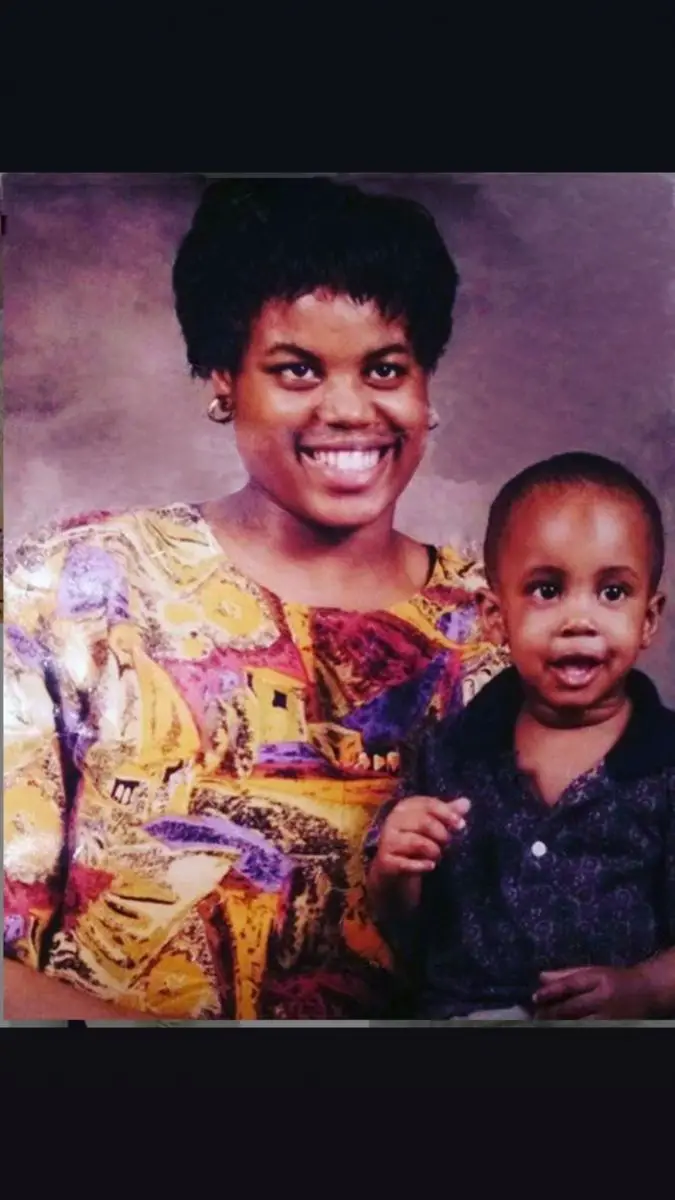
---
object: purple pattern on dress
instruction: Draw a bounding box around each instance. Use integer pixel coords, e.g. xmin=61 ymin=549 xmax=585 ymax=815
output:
xmin=342 ymin=654 xmax=448 ymax=752
xmin=4 ymin=913 xmax=25 ymax=950
xmin=6 ymin=626 xmax=48 ymax=673
xmin=57 ymin=545 xmax=130 ymax=622
xmin=255 ymin=742 xmax=325 ymax=766
xmin=145 ymin=815 xmax=294 ymax=892
xmin=437 ymin=605 xmax=477 ymax=644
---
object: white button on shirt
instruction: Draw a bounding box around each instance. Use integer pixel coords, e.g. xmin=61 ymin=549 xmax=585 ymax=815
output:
xmin=531 ymin=841 xmax=548 ymax=858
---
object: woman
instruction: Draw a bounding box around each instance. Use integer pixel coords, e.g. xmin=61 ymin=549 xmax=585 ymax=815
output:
xmin=4 ymin=177 xmax=505 ymax=1020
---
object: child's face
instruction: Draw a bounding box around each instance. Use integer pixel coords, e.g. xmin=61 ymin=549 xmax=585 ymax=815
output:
xmin=482 ymin=484 xmax=665 ymax=717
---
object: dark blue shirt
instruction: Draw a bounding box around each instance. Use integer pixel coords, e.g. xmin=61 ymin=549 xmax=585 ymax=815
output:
xmin=370 ymin=668 xmax=675 ymax=1018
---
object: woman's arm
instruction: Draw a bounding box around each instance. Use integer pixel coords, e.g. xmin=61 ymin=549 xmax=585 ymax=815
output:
xmin=4 ymin=540 xmax=145 ymax=1022
xmin=3 ymin=958 xmax=160 ymax=1021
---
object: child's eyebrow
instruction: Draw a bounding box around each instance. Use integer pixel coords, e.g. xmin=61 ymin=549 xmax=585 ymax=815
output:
xmin=596 ymin=565 xmax=641 ymax=580
xmin=521 ymin=564 xmax=566 ymax=577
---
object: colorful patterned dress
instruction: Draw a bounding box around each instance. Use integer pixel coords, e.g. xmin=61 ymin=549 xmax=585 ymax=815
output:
xmin=4 ymin=503 xmax=504 ymax=1019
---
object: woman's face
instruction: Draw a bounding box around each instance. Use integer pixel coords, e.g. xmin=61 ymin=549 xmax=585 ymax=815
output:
xmin=211 ymin=290 xmax=431 ymax=531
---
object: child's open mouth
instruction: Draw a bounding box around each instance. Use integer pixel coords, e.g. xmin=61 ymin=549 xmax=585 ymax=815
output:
xmin=548 ymin=654 xmax=606 ymax=689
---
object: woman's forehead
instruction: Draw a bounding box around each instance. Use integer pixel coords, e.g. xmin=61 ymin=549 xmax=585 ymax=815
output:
xmin=250 ymin=291 xmax=411 ymax=354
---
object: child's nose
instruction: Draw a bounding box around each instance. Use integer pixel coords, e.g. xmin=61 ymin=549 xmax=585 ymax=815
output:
xmin=558 ymin=614 xmax=599 ymax=636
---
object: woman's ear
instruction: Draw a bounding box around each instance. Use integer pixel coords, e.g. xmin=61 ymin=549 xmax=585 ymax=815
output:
xmin=210 ymin=369 xmax=233 ymax=396
xmin=477 ymin=589 xmax=508 ymax=648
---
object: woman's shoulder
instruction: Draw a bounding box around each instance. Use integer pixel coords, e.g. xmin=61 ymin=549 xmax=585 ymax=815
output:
xmin=4 ymin=502 xmax=209 ymax=604
xmin=431 ymin=543 xmax=487 ymax=594
xmin=422 ymin=543 xmax=508 ymax=701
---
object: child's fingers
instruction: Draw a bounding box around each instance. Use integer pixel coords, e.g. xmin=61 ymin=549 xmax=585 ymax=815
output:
xmin=383 ymin=854 xmax=437 ymax=874
xmin=446 ymin=796 xmax=471 ymax=819
xmin=391 ymin=832 xmax=443 ymax=863
xmin=434 ymin=797 xmax=471 ymax=832
xmin=534 ymin=971 xmax=596 ymax=1006
xmin=410 ymin=796 xmax=471 ymax=828
xmin=539 ymin=968 xmax=582 ymax=982
xmin=403 ymin=814 xmax=451 ymax=846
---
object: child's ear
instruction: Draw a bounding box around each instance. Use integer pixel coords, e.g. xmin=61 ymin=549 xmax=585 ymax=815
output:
xmin=477 ymin=589 xmax=508 ymax=647
xmin=641 ymin=591 xmax=666 ymax=649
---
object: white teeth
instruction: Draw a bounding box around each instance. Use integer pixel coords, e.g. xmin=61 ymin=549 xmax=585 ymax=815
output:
xmin=310 ymin=449 xmax=381 ymax=471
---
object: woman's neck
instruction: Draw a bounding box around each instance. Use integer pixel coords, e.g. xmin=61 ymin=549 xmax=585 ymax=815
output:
xmin=202 ymin=484 xmax=431 ymax=609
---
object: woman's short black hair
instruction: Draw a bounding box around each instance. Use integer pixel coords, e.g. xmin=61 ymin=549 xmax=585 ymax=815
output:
xmin=483 ymin=451 xmax=665 ymax=593
xmin=173 ymin=177 xmax=459 ymax=378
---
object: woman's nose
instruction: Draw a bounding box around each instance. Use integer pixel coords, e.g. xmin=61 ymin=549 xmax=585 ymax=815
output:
xmin=316 ymin=380 xmax=376 ymax=425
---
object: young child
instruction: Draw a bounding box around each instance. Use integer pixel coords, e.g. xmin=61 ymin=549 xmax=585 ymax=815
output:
xmin=367 ymin=452 xmax=675 ymax=1020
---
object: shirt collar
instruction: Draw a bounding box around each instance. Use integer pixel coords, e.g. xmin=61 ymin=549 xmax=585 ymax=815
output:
xmin=452 ymin=666 xmax=675 ymax=782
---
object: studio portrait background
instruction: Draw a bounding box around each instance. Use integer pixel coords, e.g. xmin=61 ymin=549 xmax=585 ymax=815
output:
xmin=4 ymin=172 xmax=675 ymax=703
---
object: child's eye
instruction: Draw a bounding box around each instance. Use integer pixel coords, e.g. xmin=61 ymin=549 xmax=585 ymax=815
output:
xmin=529 ymin=582 xmax=560 ymax=601
xmin=601 ymin=583 xmax=629 ymax=602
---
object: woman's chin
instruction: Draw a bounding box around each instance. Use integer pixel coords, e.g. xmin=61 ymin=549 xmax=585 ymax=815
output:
xmin=300 ymin=494 xmax=396 ymax=532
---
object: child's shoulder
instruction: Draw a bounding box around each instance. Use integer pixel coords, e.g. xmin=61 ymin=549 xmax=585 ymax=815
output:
xmin=419 ymin=667 xmax=519 ymax=792
xmin=614 ymin=671 xmax=675 ymax=782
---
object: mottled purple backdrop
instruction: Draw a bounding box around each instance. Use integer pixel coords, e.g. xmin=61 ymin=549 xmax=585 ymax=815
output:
xmin=4 ymin=173 xmax=675 ymax=703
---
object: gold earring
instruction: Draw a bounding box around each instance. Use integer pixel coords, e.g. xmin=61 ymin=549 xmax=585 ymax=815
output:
xmin=208 ymin=395 xmax=235 ymax=424
xmin=428 ymin=406 xmax=440 ymax=431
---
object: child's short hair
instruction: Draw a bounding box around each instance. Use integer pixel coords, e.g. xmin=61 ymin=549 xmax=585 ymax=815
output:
xmin=483 ymin=451 xmax=665 ymax=592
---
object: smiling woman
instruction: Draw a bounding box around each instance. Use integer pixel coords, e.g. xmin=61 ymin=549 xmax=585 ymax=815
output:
xmin=201 ymin=290 xmax=437 ymax=599
xmin=4 ymin=177 xmax=506 ymax=1021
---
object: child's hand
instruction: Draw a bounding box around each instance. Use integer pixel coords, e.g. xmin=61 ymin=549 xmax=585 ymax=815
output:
xmin=372 ymin=795 xmax=471 ymax=880
xmin=532 ymin=965 xmax=654 ymax=1020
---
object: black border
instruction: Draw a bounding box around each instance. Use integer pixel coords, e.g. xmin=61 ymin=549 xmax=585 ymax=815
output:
xmin=3 ymin=1026 xmax=675 ymax=1090
xmin=4 ymin=28 xmax=673 ymax=177
xmin=5 ymin=0 xmax=673 ymax=174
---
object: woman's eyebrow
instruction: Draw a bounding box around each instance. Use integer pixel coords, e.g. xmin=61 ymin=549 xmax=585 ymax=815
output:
xmin=264 ymin=341 xmax=320 ymax=361
xmin=363 ymin=342 xmax=411 ymax=361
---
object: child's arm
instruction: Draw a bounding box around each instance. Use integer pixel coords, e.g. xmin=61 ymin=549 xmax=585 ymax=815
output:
xmin=367 ymin=794 xmax=470 ymax=934
xmin=533 ymin=949 xmax=675 ymax=1020
xmin=364 ymin=712 xmax=471 ymax=961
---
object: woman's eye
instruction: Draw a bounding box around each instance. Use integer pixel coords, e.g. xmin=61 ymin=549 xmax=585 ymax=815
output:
xmin=271 ymin=363 xmax=319 ymax=383
xmin=367 ymin=363 xmax=406 ymax=381
xmin=284 ymin=364 xmax=315 ymax=380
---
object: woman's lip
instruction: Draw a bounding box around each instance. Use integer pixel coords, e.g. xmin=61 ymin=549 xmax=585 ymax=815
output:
xmin=297 ymin=442 xmax=396 ymax=453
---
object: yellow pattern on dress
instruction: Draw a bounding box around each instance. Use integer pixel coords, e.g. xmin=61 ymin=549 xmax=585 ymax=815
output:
xmin=4 ymin=504 xmax=507 ymax=1018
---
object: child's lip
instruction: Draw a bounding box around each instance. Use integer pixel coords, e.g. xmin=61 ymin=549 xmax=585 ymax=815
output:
xmin=546 ymin=655 xmax=607 ymax=689
xmin=548 ymin=652 xmax=607 ymax=668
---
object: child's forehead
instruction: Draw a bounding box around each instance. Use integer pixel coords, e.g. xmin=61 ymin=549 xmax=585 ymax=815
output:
xmin=512 ymin=482 xmax=646 ymax=525
xmin=504 ymin=484 xmax=651 ymax=561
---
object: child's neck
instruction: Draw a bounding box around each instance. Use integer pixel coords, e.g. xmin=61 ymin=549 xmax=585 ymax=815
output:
xmin=514 ymin=688 xmax=633 ymax=807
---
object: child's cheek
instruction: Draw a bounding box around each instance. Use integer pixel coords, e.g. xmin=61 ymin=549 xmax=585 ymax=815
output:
xmin=513 ymin=607 xmax=552 ymax=651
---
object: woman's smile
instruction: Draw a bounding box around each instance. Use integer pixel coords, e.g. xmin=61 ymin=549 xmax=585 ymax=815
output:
xmin=296 ymin=436 xmax=400 ymax=492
